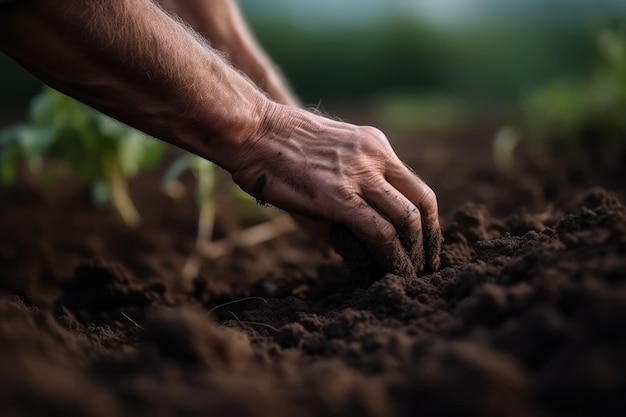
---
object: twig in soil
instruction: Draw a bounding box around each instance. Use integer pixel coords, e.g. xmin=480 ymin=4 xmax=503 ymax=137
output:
xmin=121 ymin=311 xmax=144 ymax=330
xmin=197 ymin=215 xmax=297 ymax=260
xmin=182 ymin=215 xmax=297 ymax=281
xmin=207 ymin=296 xmax=268 ymax=314
xmin=227 ymin=311 xmax=279 ymax=332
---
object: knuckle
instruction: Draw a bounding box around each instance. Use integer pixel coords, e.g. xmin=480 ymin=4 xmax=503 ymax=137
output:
xmin=335 ymin=184 xmax=359 ymax=205
xmin=374 ymin=219 xmax=397 ymax=245
xmin=360 ymin=125 xmax=385 ymax=139
xmin=334 ymin=188 xmax=364 ymax=217
xmin=369 ymin=175 xmax=388 ymax=191
xmin=421 ymin=186 xmax=439 ymax=217
xmin=359 ymin=126 xmax=391 ymax=150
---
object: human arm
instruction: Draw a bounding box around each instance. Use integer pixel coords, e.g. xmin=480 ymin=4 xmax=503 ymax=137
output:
xmin=0 ymin=0 xmax=266 ymax=172
xmin=0 ymin=0 xmax=441 ymax=276
xmin=156 ymin=0 xmax=298 ymax=106
xmin=155 ymin=0 xmax=335 ymax=248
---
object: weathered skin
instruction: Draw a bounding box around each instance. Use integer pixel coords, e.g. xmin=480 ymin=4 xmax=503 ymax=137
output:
xmin=156 ymin=0 xmax=298 ymax=107
xmin=0 ymin=0 xmax=441 ymax=278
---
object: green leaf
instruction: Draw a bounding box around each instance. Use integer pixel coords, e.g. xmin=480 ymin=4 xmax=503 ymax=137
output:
xmin=0 ymin=124 xmax=29 ymax=146
xmin=1 ymin=85 xmax=167 ymax=227
xmin=135 ymin=136 xmax=165 ymax=171
xmin=0 ymin=124 xmax=55 ymax=174
xmin=30 ymin=89 xmax=59 ymax=127
xmin=117 ymin=131 xmax=163 ymax=176
xmin=195 ymin=158 xmax=216 ymax=209
xmin=95 ymin=114 xmax=128 ymax=139
xmin=19 ymin=127 xmax=55 ymax=170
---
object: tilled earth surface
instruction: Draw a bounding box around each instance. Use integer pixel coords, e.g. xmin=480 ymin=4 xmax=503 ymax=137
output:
xmin=1 ymin=131 xmax=625 ymax=417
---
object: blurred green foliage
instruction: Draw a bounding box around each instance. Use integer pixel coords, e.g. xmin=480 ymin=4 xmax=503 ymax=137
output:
xmin=0 ymin=87 xmax=164 ymax=226
xmin=522 ymin=23 xmax=626 ymax=155
xmin=164 ymin=155 xmax=217 ymax=244
xmin=0 ymin=15 xmax=602 ymax=111
xmin=371 ymin=94 xmax=471 ymax=133
xmin=251 ymin=17 xmax=594 ymax=104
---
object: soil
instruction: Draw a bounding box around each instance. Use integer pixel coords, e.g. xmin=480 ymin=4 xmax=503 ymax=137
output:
xmin=1 ymin=118 xmax=626 ymax=417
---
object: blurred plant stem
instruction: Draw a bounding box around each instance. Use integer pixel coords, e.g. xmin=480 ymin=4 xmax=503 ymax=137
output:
xmin=182 ymin=160 xmax=216 ymax=280
xmin=102 ymin=153 xmax=140 ymax=228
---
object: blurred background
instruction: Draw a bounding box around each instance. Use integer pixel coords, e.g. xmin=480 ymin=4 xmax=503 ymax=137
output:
xmin=0 ymin=1 xmax=622 ymax=106
xmin=1 ymin=0 xmax=625 ymax=125
xmin=241 ymin=0 xmax=621 ymax=102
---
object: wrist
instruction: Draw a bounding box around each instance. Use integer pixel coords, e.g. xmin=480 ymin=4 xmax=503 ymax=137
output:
xmin=255 ymin=103 xmax=321 ymax=141
xmin=191 ymin=84 xmax=272 ymax=172
xmin=224 ymin=102 xmax=307 ymax=176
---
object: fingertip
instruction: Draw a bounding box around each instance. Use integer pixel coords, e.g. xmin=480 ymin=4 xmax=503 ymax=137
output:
xmin=332 ymin=207 xmax=418 ymax=285
xmin=423 ymin=225 xmax=443 ymax=274
xmin=420 ymin=185 xmax=439 ymax=220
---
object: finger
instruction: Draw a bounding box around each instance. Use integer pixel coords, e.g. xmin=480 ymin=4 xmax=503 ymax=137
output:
xmin=341 ymin=196 xmax=417 ymax=279
xmin=422 ymin=216 xmax=442 ymax=273
xmin=235 ymin=171 xmax=418 ymax=279
xmin=386 ymin=162 xmax=442 ymax=273
xmin=238 ymin=177 xmax=382 ymax=272
xmin=362 ymin=181 xmax=426 ymax=274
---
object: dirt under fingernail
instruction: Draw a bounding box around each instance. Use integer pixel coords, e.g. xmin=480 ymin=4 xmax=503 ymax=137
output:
xmin=329 ymin=223 xmax=432 ymax=287
xmin=424 ymin=227 xmax=443 ymax=273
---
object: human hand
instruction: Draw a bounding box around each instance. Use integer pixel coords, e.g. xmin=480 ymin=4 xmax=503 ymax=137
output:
xmin=0 ymin=0 xmax=438 ymax=280
xmin=231 ymin=103 xmax=442 ymax=279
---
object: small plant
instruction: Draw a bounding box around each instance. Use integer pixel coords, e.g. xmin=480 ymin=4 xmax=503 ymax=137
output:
xmin=163 ymin=155 xmax=217 ymax=278
xmin=164 ymin=154 xmax=295 ymax=280
xmin=1 ymin=87 xmax=294 ymax=279
xmin=0 ymin=87 xmax=164 ymax=226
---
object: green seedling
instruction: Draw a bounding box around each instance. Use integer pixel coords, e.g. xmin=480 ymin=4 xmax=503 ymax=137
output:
xmin=0 ymin=87 xmax=164 ymax=226
xmin=164 ymin=154 xmax=295 ymax=279
xmin=165 ymin=154 xmax=217 ymax=246
xmin=164 ymin=154 xmax=219 ymax=279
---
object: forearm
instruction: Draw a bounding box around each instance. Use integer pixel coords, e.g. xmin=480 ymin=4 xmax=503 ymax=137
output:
xmin=0 ymin=0 xmax=270 ymax=171
xmin=157 ymin=0 xmax=298 ymax=106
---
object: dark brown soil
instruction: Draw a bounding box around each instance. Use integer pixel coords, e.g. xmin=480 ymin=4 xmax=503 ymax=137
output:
xmin=1 ymin=120 xmax=625 ymax=417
